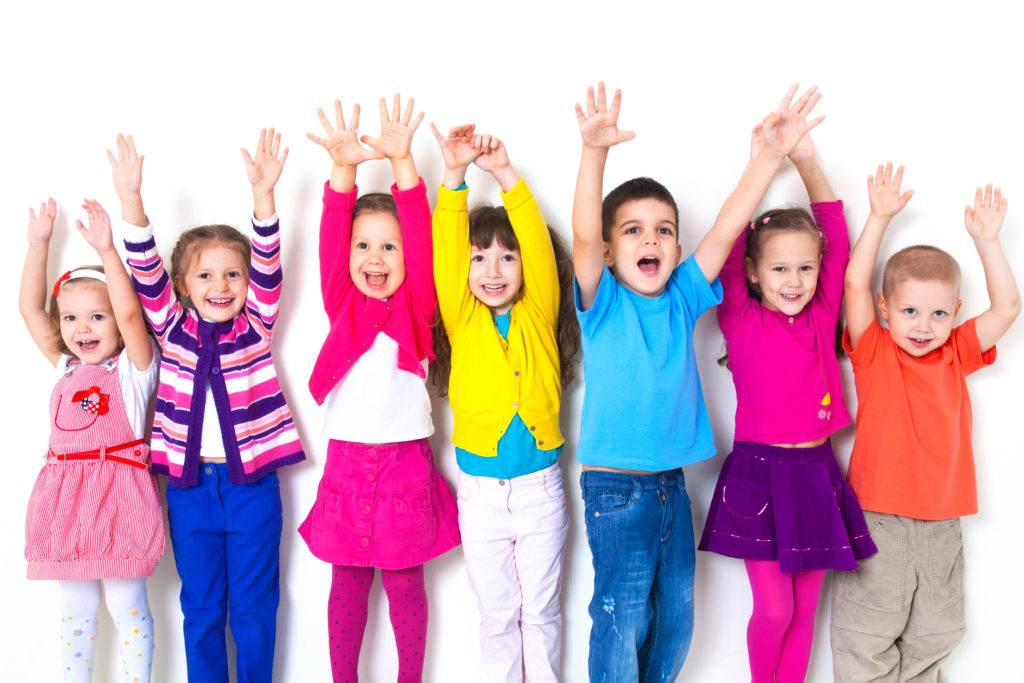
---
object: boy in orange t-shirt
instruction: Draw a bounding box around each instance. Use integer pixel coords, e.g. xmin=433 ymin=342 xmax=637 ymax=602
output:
xmin=830 ymin=164 xmax=1020 ymax=681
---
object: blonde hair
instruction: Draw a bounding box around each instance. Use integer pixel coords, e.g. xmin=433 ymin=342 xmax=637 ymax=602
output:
xmin=882 ymin=245 xmax=961 ymax=297
xmin=48 ymin=265 xmax=110 ymax=356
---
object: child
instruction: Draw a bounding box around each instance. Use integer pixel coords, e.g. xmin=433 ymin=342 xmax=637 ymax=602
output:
xmin=830 ymin=165 xmax=1020 ymax=681
xmin=110 ymin=131 xmax=305 ymax=683
xmin=20 ymin=198 xmax=163 ymax=683
xmin=697 ymin=123 xmax=876 ymax=682
xmin=297 ymin=96 xmax=460 ymax=683
xmin=571 ymin=82 xmax=824 ymax=682
xmin=431 ymin=124 xmax=579 ymax=682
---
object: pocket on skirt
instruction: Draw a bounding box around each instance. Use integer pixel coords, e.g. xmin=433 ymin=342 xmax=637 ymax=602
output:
xmin=722 ymin=475 xmax=772 ymax=519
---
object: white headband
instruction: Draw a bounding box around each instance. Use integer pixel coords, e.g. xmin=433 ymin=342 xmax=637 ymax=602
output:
xmin=52 ymin=269 xmax=107 ymax=297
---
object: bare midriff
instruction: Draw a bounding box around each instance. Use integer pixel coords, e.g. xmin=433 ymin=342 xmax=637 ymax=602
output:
xmin=765 ymin=436 xmax=829 ymax=448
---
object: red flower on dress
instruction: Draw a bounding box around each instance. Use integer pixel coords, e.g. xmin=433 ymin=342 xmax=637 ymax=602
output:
xmin=71 ymin=386 xmax=109 ymax=416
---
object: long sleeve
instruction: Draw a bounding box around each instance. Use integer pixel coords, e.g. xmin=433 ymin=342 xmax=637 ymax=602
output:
xmin=123 ymin=223 xmax=182 ymax=343
xmin=432 ymin=184 xmax=475 ymax=334
xmin=247 ymin=218 xmax=283 ymax=338
xmin=394 ymin=178 xmax=436 ymax=330
xmin=503 ymin=178 xmax=558 ymax=327
xmin=319 ymin=182 xmax=357 ymax=321
xmin=811 ymin=201 xmax=850 ymax=321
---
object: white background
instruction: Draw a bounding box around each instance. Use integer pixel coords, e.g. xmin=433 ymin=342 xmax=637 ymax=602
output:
xmin=2 ymin=1 xmax=1021 ymax=680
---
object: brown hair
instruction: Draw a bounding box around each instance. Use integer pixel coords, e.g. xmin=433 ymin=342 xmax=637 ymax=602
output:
xmin=48 ymin=265 xmax=109 ymax=356
xmin=170 ymin=225 xmax=251 ymax=305
xmin=601 ymin=176 xmax=679 ymax=243
xmin=882 ymin=245 xmax=961 ymax=298
xmin=430 ymin=206 xmax=581 ymax=395
xmin=719 ymin=207 xmax=842 ymax=367
xmin=353 ymin=192 xmax=399 ymax=223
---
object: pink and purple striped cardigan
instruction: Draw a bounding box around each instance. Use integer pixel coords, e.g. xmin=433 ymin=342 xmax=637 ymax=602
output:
xmin=124 ymin=219 xmax=305 ymax=486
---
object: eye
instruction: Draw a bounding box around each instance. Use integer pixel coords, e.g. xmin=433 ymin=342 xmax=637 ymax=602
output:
xmin=501 ymin=253 xmax=518 ymax=263
xmin=197 ymin=272 xmax=210 ymax=280
xmin=624 ymin=226 xmax=639 ymax=235
xmin=800 ymin=265 xmax=815 ymax=272
xmin=658 ymin=226 xmax=675 ymax=236
xmin=772 ymin=266 xmax=786 ymax=273
xmin=383 ymin=243 xmax=396 ymax=251
xmin=355 ymin=242 xmax=369 ymax=250
xmin=903 ymin=307 xmax=917 ymax=316
xmin=226 ymin=270 xmax=243 ymax=279
xmin=62 ymin=314 xmax=76 ymax=322
xmin=91 ymin=313 xmax=106 ymax=321
xmin=470 ymin=254 xmax=484 ymax=263
xmin=933 ymin=310 xmax=947 ymax=318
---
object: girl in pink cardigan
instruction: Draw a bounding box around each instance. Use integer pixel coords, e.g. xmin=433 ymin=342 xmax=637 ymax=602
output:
xmin=299 ymin=96 xmax=460 ymax=683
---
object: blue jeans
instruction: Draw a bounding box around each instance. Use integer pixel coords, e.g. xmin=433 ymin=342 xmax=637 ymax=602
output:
xmin=582 ymin=469 xmax=695 ymax=683
xmin=166 ymin=464 xmax=282 ymax=683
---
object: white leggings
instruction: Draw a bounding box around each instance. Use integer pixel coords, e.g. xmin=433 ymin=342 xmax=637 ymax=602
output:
xmin=58 ymin=578 xmax=154 ymax=683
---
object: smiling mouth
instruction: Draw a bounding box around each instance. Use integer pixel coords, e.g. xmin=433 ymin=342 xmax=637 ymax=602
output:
xmin=364 ymin=272 xmax=388 ymax=288
xmin=77 ymin=340 xmax=100 ymax=352
xmin=481 ymin=284 xmax=508 ymax=296
xmin=637 ymin=256 xmax=660 ymax=276
xmin=206 ymin=297 xmax=235 ymax=308
xmin=780 ymin=293 xmax=802 ymax=302
xmin=909 ymin=337 xmax=932 ymax=347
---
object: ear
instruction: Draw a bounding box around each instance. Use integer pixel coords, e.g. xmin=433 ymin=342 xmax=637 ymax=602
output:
xmin=876 ymin=292 xmax=889 ymax=321
xmin=673 ymin=242 xmax=682 ymax=267
xmin=744 ymin=256 xmax=758 ymax=284
xmin=602 ymin=241 xmax=615 ymax=268
xmin=173 ymin=275 xmax=187 ymax=299
xmin=955 ymin=299 xmax=962 ymax=317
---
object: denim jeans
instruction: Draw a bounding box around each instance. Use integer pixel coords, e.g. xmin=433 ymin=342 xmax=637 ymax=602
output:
xmin=582 ymin=469 xmax=695 ymax=683
xmin=166 ymin=463 xmax=282 ymax=683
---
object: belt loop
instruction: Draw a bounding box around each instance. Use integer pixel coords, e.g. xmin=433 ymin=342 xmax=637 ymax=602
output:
xmin=98 ymin=445 xmax=107 ymax=461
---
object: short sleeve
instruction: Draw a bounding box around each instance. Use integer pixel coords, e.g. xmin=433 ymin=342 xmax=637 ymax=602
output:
xmin=953 ymin=317 xmax=997 ymax=375
xmin=673 ymin=254 xmax=723 ymax=319
xmin=575 ymin=266 xmax=618 ymax=338
xmin=843 ymin=318 xmax=884 ymax=371
xmin=117 ymin=339 xmax=161 ymax=437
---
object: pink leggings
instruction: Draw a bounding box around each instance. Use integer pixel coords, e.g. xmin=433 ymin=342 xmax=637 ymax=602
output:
xmin=745 ymin=560 xmax=825 ymax=683
xmin=328 ymin=564 xmax=427 ymax=683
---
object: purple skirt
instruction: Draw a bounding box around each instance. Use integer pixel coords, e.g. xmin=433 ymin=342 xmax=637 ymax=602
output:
xmin=699 ymin=440 xmax=876 ymax=572
xmin=299 ymin=438 xmax=461 ymax=570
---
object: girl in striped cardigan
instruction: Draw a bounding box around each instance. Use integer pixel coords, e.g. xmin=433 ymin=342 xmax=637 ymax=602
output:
xmin=110 ymin=130 xmax=304 ymax=683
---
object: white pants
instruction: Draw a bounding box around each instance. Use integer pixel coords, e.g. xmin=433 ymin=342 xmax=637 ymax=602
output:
xmin=458 ymin=463 xmax=569 ymax=683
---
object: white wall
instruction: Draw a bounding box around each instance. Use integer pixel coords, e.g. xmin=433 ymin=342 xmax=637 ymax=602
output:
xmin=2 ymin=1 xmax=1021 ymax=680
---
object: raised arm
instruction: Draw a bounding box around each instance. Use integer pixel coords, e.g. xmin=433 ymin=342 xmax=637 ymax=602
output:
xmin=307 ymin=100 xmax=384 ymax=193
xmin=241 ymin=127 xmax=288 ymax=221
xmin=788 ymin=130 xmax=835 ymax=203
xmin=572 ymin=82 xmax=635 ymax=310
xmin=965 ymin=185 xmax=1021 ymax=352
xmin=844 ymin=162 xmax=914 ymax=350
xmin=19 ymin=198 xmax=61 ymax=366
xmin=694 ymin=84 xmax=824 ymax=283
xmin=76 ymin=199 xmax=153 ymax=371
xmin=361 ymin=94 xmax=423 ymax=191
xmin=108 ymin=133 xmax=147 ymax=227
xmin=475 ymin=135 xmax=559 ymax=322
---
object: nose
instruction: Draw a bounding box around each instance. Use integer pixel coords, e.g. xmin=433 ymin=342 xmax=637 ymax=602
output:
xmin=643 ymin=230 xmax=660 ymax=245
xmin=484 ymin=257 xmax=500 ymax=277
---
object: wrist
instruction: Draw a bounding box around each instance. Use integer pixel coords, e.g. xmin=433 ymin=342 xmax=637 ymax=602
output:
xmin=492 ymin=165 xmax=519 ymax=193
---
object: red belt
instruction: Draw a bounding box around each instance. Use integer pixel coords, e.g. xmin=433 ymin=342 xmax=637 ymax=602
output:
xmin=49 ymin=438 xmax=149 ymax=470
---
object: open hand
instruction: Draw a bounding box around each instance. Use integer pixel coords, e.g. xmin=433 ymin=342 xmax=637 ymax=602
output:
xmin=242 ymin=127 xmax=289 ymax=193
xmin=361 ymin=94 xmax=424 ymax=161
xmin=964 ymin=184 xmax=1007 ymax=241
xmin=867 ymin=162 xmax=914 ymax=219
xmin=761 ymin=84 xmax=824 ymax=158
xmin=107 ymin=133 xmax=144 ymax=198
xmin=575 ymin=82 xmax=635 ymax=149
xmin=27 ymin=198 xmax=57 ymax=246
xmin=307 ymin=101 xmax=384 ymax=167
xmin=75 ymin=199 xmax=113 ymax=253
xmin=430 ymin=122 xmax=480 ymax=171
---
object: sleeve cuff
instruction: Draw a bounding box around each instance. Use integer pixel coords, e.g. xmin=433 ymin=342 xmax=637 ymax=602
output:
xmin=437 ymin=183 xmax=469 ymax=209
xmin=253 ymin=213 xmax=278 ymax=228
xmin=121 ymin=220 xmax=154 ymax=243
xmin=500 ymin=177 xmax=530 ymax=207
xmin=392 ymin=177 xmax=428 ymax=204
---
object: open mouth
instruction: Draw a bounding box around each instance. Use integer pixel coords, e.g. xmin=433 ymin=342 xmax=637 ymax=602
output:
xmin=909 ymin=337 xmax=932 ymax=348
xmin=481 ymin=283 xmax=508 ymax=296
xmin=780 ymin=292 xmax=802 ymax=302
xmin=364 ymin=272 xmax=388 ymax=288
xmin=77 ymin=340 xmax=100 ymax=353
xmin=207 ymin=297 xmax=235 ymax=308
xmin=637 ymin=256 xmax=660 ymax=276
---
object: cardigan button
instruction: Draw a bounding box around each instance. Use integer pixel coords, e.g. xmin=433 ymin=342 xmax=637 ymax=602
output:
xmin=539 ymin=440 xmax=545 ymax=446
xmin=512 ymin=402 xmax=518 ymax=408
xmin=211 ymin=367 xmax=220 ymax=374
xmin=530 ymin=426 xmax=535 ymax=431
xmin=359 ymin=537 xmax=370 ymax=547
xmin=205 ymin=467 xmax=213 ymax=475
xmin=361 ymin=504 xmax=371 ymax=515
xmin=514 ymin=371 xmax=520 ymax=376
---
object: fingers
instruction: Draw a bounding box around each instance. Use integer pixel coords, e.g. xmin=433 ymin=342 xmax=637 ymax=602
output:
xmin=306 ymin=131 xmax=326 ymax=147
xmin=46 ymin=197 xmax=57 ymax=218
xmin=241 ymin=148 xmax=254 ymax=167
xmin=317 ymin=106 xmax=335 ymax=135
xmin=804 ymin=114 xmax=825 ymax=132
xmin=575 ymin=102 xmax=587 ymax=127
xmin=892 ymin=164 xmax=905 ymax=188
xmin=408 ymin=110 xmax=424 ymax=134
xmin=777 ymin=83 xmax=799 ymax=112
xmin=596 ymin=82 xmax=607 ymax=112
xmin=349 ymin=103 xmax=360 ymax=130
xmin=379 ymin=96 xmax=389 ymax=124
xmin=401 ymin=96 xmax=416 ymax=125
xmin=609 ymin=87 xmax=623 ymax=118
xmin=585 ymin=85 xmax=597 ymax=117
xmin=429 ymin=122 xmax=444 ymax=145
xmin=334 ymin=99 xmax=346 ymax=131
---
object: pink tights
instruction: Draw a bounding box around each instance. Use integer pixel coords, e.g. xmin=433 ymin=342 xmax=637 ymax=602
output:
xmin=328 ymin=564 xmax=427 ymax=683
xmin=744 ymin=560 xmax=825 ymax=683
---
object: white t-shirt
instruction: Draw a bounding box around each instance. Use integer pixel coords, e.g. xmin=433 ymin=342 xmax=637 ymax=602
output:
xmin=323 ymin=333 xmax=433 ymax=443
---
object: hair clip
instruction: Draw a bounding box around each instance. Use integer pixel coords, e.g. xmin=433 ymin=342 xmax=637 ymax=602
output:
xmin=762 ymin=216 xmax=771 ymax=225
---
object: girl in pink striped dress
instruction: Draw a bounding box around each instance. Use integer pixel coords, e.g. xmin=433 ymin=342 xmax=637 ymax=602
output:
xmin=19 ymin=198 xmax=163 ymax=683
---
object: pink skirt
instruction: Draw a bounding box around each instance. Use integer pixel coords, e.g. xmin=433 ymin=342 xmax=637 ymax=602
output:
xmin=299 ymin=438 xmax=461 ymax=569
xmin=25 ymin=448 xmax=165 ymax=580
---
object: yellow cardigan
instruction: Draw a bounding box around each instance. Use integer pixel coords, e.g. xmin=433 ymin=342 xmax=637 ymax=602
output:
xmin=433 ymin=178 xmax=564 ymax=457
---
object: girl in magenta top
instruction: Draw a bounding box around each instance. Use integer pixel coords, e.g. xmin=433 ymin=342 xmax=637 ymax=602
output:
xmin=699 ymin=125 xmax=876 ymax=683
xmin=298 ymin=96 xmax=460 ymax=683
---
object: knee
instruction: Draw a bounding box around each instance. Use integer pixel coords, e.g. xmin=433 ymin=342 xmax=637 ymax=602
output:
xmin=750 ymin=595 xmax=796 ymax=631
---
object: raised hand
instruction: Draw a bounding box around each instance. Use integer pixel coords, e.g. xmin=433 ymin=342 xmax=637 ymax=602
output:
xmin=107 ymin=133 xmax=144 ymax=199
xmin=430 ymin=122 xmax=480 ymax=171
xmin=27 ymin=197 xmax=57 ymax=246
xmin=75 ymin=199 xmax=114 ymax=253
xmin=761 ymin=84 xmax=824 ymax=158
xmin=867 ymin=162 xmax=914 ymax=219
xmin=307 ymin=101 xmax=384 ymax=167
xmin=472 ymin=134 xmax=511 ymax=173
xmin=242 ymin=127 xmax=289 ymax=193
xmin=575 ymin=82 xmax=636 ymax=150
xmin=964 ymin=185 xmax=1007 ymax=242
xmin=361 ymin=94 xmax=424 ymax=160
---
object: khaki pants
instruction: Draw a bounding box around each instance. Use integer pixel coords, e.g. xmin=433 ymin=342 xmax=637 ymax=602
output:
xmin=830 ymin=512 xmax=965 ymax=682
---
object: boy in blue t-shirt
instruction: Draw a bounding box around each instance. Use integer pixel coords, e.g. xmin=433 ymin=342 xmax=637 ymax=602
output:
xmin=571 ymin=82 xmax=824 ymax=681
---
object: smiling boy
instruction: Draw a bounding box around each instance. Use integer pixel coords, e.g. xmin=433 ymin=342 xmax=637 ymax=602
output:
xmin=831 ymin=165 xmax=1021 ymax=681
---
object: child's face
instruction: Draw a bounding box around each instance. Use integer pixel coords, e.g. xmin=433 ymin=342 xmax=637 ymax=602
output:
xmin=604 ymin=198 xmax=682 ymax=298
xmin=350 ymin=212 xmax=406 ymax=300
xmin=58 ymin=281 xmax=122 ymax=363
xmin=469 ymin=237 xmax=522 ymax=315
xmin=747 ymin=230 xmax=821 ymax=316
xmin=175 ymin=242 xmax=249 ymax=322
xmin=878 ymin=277 xmax=961 ymax=357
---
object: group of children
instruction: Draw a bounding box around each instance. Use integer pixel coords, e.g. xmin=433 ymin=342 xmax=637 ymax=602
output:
xmin=19 ymin=83 xmax=1018 ymax=683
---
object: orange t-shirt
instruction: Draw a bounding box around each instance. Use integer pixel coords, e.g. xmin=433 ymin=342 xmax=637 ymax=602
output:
xmin=844 ymin=317 xmax=996 ymax=520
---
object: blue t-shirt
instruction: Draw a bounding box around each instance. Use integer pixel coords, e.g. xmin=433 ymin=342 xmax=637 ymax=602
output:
xmin=456 ymin=311 xmax=563 ymax=479
xmin=574 ymin=256 xmax=723 ymax=469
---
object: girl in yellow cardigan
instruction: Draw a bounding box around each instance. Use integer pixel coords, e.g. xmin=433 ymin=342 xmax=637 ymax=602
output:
xmin=430 ymin=124 xmax=579 ymax=683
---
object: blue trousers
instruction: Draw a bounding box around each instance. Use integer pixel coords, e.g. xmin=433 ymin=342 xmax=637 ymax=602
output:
xmin=582 ymin=469 xmax=696 ymax=683
xmin=166 ymin=464 xmax=282 ymax=683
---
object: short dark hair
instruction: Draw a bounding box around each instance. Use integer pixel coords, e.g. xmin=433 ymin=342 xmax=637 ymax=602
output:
xmin=601 ymin=177 xmax=679 ymax=242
